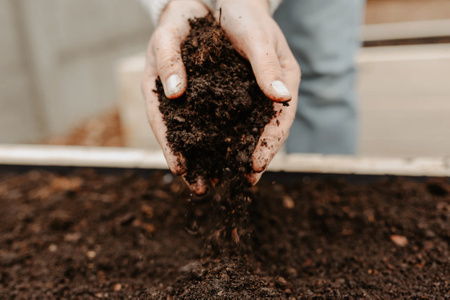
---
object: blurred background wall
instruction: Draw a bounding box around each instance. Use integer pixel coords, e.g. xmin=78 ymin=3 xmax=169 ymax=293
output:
xmin=0 ymin=0 xmax=152 ymax=143
xmin=0 ymin=0 xmax=449 ymax=157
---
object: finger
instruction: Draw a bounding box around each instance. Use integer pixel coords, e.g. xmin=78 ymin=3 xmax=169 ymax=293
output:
xmin=152 ymin=1 xmax=210 ymax=99
xmin=152 ymin=27 xmax=187 ymax=99
xmin=251 ymin=29 xmax=301 ymax=172
xmin=252 ymin=102 xmax=295 ymax=173
xmin=245 ymin=28 xmax=292 ymax=103
xmin=252 ymin=110 xmax=287 ymax=173
xmin=275 ymin=27 xmax=302 ymax=94
xmin=245 ymin=171 xmax=263 ymax=187
xmin=252 ymin=45 xmax=300 ymax=173
xmin=142 ymin=49 xmax=186 ymax=175
xmin=182 ymin=175 xmax=210 ymax=196
xmin=252 ymin=99 xmax=298 ymax=173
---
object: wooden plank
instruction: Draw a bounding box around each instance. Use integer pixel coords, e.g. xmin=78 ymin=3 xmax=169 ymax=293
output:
xmin=362 ymin=95 xmax=450 ymax=112
xmin=358 ymin=44 xmax=450 ymax=157
xmin=361 ymin=110 xmax=450 ymax=138
xmin=363 ymin=19 xmax=450 ymax=42
xmin=360 ymin=138 xmax=450 ymax=157
xmin=366 ymin=0 xmax=450 ymax=24
xmin=0 ymin=145 xmax=448 ymax=177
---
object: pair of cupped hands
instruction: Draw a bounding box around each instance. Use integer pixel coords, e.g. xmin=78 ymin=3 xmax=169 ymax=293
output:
xmin=142 ymin=0 xmax=300 ymax=195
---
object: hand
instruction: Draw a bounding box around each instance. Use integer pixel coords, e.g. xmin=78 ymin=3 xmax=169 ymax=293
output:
xmin=215 ymin=0 xmax=301 ymax=186
xmin=141 ymin=0 xmax=210 ymax=195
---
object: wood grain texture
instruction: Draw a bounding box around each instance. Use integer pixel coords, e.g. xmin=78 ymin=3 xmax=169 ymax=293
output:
xmin=366 ymin=0 xmax=450 ymax=24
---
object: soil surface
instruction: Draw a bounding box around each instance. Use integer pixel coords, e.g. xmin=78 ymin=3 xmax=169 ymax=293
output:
xmin=0 ymin=168 xmax=449 ymax=298
xmin=155 ymin=14 xmax=276 ymax=188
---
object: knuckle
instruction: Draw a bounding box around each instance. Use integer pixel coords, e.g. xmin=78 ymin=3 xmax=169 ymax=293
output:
xmin=248 ymin=28 xmax=269 ymax=44
xmin=158 ymin=53 xmax=180 ymax=76
xmin=151 ymin=27 xmax=165 ymax=43
xmin=251 ymin=52 xmax=282 ymax=82
xmin=262 ymin=57 xmax=280 ymax=70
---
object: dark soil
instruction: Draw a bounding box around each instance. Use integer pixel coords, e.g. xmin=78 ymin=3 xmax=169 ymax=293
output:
xmin=155 ymin=14 xmax=276 ymax=189
xmin=0 ymin=168 xmax=449 ymax=298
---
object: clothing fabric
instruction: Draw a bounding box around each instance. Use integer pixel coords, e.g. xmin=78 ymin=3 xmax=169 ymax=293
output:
xmin=140 ymin=0 xmax=213 ymax=24
xmin=141 ymin=0 xmax=283 ymax=25
xmin=274 ymin=0 xmax=366 ymax=154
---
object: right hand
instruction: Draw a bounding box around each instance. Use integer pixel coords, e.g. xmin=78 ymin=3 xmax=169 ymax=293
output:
xmin=215 ymin=0 xmax=301 ymax=186
xmin=141 ymin=0 xmax=211 ymax=195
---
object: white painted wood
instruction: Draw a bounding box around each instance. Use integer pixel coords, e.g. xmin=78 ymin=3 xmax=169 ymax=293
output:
xmin=0 ymin=145 xmax=448 ymax=177
xmin=0 ymin=145 xmax=167 ymax=169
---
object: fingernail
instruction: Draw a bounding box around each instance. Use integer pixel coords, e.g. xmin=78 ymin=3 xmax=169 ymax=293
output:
xmin=166 ymin=74 xmax=182 ymax=97
xmin=271 ymin=80 xmax=291 ymax=98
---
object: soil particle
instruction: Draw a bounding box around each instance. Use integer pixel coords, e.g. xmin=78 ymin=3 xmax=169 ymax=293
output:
xmin=390 ymin=234 xmax=409 ymax=247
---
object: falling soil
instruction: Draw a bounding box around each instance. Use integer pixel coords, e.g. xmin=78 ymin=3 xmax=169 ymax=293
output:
xmin=0 ymin=168 xmax=449 ymax=298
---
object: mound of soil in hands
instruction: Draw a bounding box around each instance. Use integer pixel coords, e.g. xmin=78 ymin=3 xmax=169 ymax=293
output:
xmin=155 ymin=14 xmax=276 ymax=192
xmin=156 ymin=14 xmax=279 ymax=250
xmin=0 ymin=168 xmax=449 ymax=298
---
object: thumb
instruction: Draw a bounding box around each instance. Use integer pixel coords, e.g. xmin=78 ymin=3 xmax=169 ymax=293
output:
xmin=247 ymin=42 xmax=291 ymax=102
xmin=152 ymin=27 xmax=187 ymax=99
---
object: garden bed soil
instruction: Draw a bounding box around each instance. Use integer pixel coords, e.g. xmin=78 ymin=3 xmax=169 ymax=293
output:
xmin=0 ymin=168 xmax=448 ymax=298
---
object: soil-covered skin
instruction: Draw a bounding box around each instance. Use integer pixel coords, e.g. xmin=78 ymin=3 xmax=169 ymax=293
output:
xmin=0 ymin=168 xmax=448 ymax=298
xmin=155 ymin=14 xmax=276 ymax=190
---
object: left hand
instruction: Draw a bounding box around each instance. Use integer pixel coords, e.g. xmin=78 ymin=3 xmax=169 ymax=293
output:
xmin=141 ymin=0 xmax=212 ymax=195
